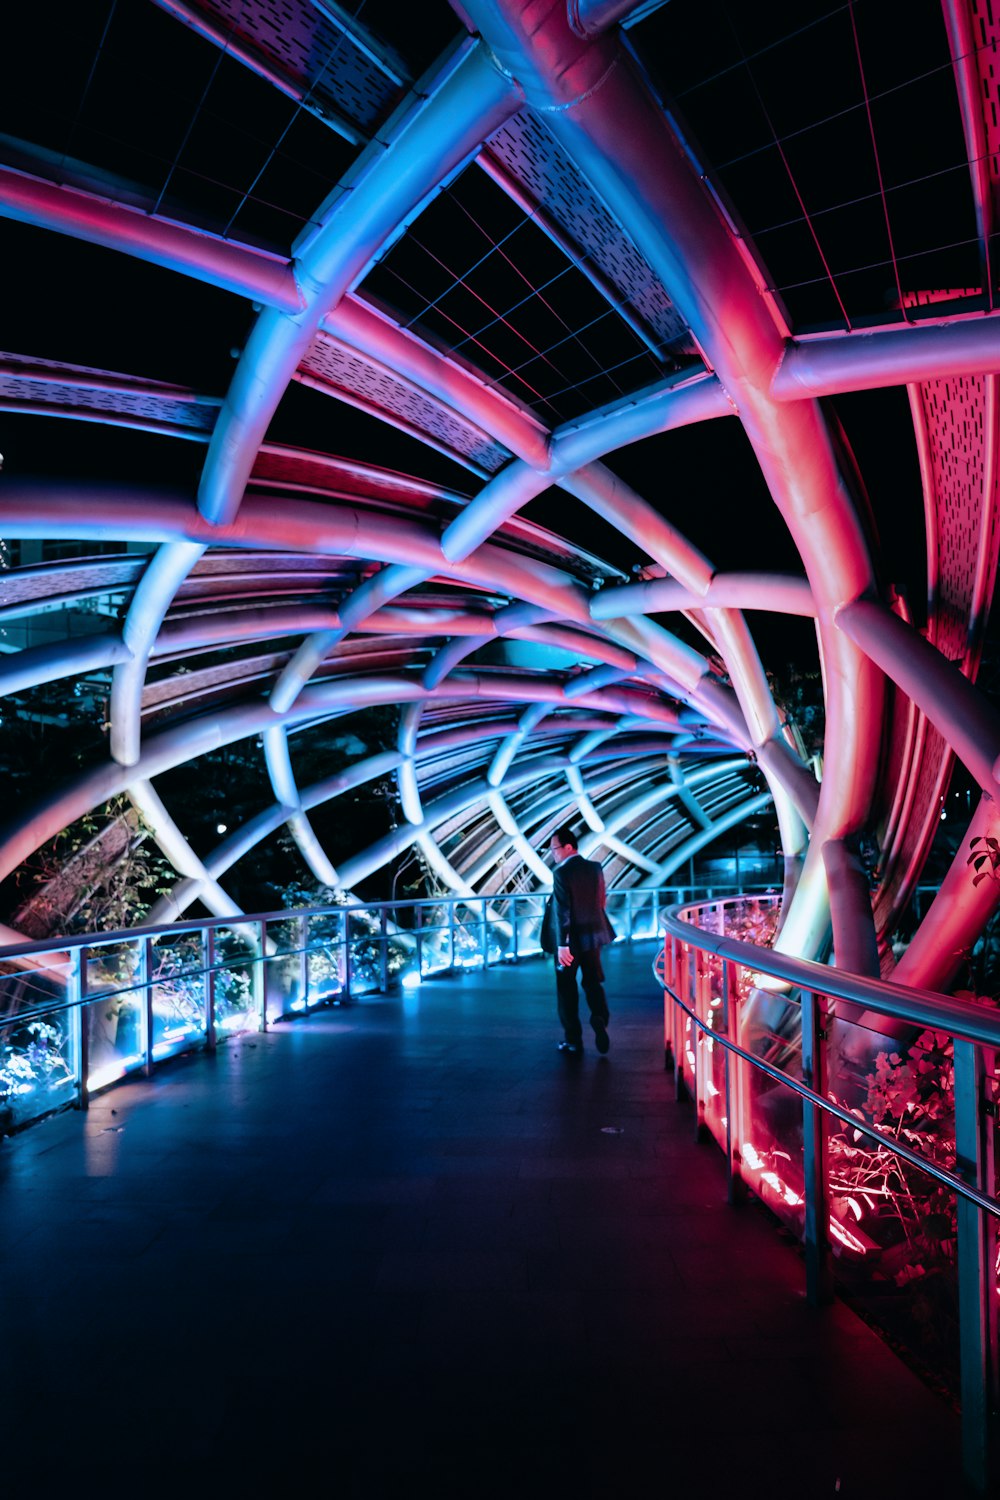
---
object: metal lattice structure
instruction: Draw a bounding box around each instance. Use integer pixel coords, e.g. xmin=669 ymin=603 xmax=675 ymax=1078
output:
xmin=3 ymin=0 xmax=1000 ymax=987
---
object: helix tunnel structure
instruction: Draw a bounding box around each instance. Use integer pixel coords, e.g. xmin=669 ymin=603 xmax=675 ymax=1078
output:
xmin=3 ymin=0 xmax=1000 ymax=989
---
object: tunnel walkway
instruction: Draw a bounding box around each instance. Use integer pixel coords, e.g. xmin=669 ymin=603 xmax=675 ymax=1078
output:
xmin=0 ymin=946 xmax=958 ymax=1496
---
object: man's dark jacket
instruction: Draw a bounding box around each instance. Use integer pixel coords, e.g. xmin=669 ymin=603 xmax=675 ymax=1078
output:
xmin=546 ymin=854 xmax=615 ymax=953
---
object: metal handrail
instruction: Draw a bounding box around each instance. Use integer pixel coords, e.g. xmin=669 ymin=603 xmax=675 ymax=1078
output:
xmin=0 ymin=883 xmax=756 ymax=965
xmin=0 ymin=883 xmax=731 ymax=1128
xmin=661 ymin=900 xmax=1000 ymax=1049
xmin=658 ymin=896 xmax=999 ymax=1493
xmin=656 ymin=954 xmax=1000 ymax=1221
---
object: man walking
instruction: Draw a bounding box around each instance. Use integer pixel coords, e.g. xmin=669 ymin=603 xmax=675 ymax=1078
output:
xmin=548 ymin=824 xmax=614 ymax=1055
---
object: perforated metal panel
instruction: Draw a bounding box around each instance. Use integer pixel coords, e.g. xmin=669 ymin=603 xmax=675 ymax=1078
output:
xmin=919 ymin=373 xmax=1000 ymax=662
xmin=0 ymin=354 xmax=217 ymax=435
xmin=300 ymin=333 xmax=512 ymax=473
xmin=162 ymin=0 xmax=403 ymax=133
xmin=0 ymin=560 xmax=144 ymax=608
xmin=876 ymin=366 xmax=1000 ymax=945
xmin=142 ymin=651 xmax=292 ymax=709
xmin=486 ymin=112 xmax=693 ymax=352
xmin=190 ymin=551 xmax=351 ymax=578
xmin=249 ymin=450 xmax=473 ymax=512
xmin=972 ymin=0 xmax=1000 ymax=203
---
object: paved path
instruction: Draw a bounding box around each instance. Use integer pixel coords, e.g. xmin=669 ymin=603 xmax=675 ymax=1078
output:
xmin=1 ymin=946 xmax=959 ymax=1496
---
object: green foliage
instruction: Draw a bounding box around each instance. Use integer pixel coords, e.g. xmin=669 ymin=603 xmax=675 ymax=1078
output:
xmin=830 ymin=1028 xmax=959 ymax=1295
xmin=768 ymin=665 xmax=825 ymax=759
xmin=0 ymin=1019 xmax=74 ymax=1124
xmin=968 ymin=833 xmax=1000 ymax=888
xmin=11 ymin=797 xmax=172 ymax=938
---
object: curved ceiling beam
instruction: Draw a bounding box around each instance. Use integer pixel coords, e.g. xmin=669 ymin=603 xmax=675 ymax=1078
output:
xmin=0 ymin=670 xmax=697 ymax=885
xmin=591 ymin=574 xmax=816 ymax=619
xmin=262 ymin=726 xmax=340 ymax=887
xmin=773 ymin=316 xmax=1000 ymax=400
xmin=198 ymin=38 xmax=518 ymax=528
xmin=10 ymin=153 xmax=1000 ymax=408
xmin=456 ymin=0 xmax=881 ymax=965
xmin=0 ymin=484 xmax=763 ymax=744
xmin=271 ymin=563 xmax=427 ymax=713
xmin=837 ymin=598 xmax=1000 ymax=798
xmin=337 ymin=745 xmax=682 ymax=890
xmin=148 ymin=749 xmax=407 ymax=923
xmin=0 ymin=161 xmax=304 ymax=308
xmin=642 ymin=792 xmax=773 ymax=887
xmin=561 ymin=460 xmax=810 ymax=874
xmin=889 ymin=794 xmax=1000 ymax=993
xmin=128 ymin=777 xmax=245 ymax=920
xmin=110 ymin=540 xmax=206 ymax=766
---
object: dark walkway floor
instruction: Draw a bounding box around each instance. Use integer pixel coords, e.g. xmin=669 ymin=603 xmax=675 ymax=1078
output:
xmin=1 ymin=947 xmax=959 ymax=1497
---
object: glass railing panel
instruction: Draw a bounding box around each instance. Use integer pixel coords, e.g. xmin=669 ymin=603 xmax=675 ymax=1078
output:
xmin=452 ymin=903 xmax=486 ymax=969
xmin=302 ymin=908 xmax=346 ymax=1005
xmin=262 ymin=916 xmax=307 ymax=1020
xmin=825 ymin=1004 xmax=963 ymax=1393
xmin=696 ymin=949 xmax=729 ymax=1149
xmin=210 ymin=927 xmax=258 ymax=1037
xmin=417 ymin=904 xmax=453 ymax=974
xmin=384 ymin=922 xmax=416 ymax=988
xmin=604 ymin=891 xmax=628 ymax=941
xmin=513 ymin=895 xmax=547 ymax=957
xmin=381 ymin=905 xmax=421 ymax=990
xmin=627 ymin=889 xmax=658 ymax=941
xmin=347 ymin=907 xmax=384 ymax=995
xmin=482 ymin=898 xmax=515 ymax=963
xmin=736 ymin=977 xmax=806 ymax=1238
xmin=84 ymin=938 xmax=145 ymax=1092
xmin=0 ymin=952 xmax=76 ymax=1128
xmin=148 ymin=930 xmax=207 ymax=1060
xmin=722 ymin=894 xmax=781 ymax=948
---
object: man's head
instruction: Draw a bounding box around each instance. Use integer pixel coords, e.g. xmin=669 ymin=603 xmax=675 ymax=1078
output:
xmin=549 ymin=825 xmax=579 ymax=865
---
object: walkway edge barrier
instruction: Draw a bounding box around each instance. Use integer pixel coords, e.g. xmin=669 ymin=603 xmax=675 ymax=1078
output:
xmin=1 ymin=882 xmax=760 ymax=1132
xmin=660 ymin=896 xmax=1000 ymax=1495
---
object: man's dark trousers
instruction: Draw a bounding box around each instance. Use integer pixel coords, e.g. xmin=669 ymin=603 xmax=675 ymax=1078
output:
xmin=555 ymin=949 xmax=609 ymax=1047
xmin=551 ymin=850 xmax=614 ymax=1046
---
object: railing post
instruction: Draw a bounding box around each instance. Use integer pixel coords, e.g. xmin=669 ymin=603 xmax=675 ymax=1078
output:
xmin=342 ymin=911 xmax=352 ymax=1001
xmin=142 ymin=935 xmax=154 ymax=1077
xmin=480 ymin=898 xmax=488 ymax=967
xmin=449 ymin=900 xmax=457 ymax=971
xmin=674 ymin=940 xmax=691 ymax=1102
xmin=511 ymin=896 xmax=519 ymax=963
xmin=679 ymin=940 xmax=700 ymax=1119
xmin=625 ymin=888 xmax=633 ymax=941
xmin=204 ymin=927 xmax=217 ymax=1051
xmin=663 ymin=932 xmax=674 ymax=1073
xmin=255 ymin=920 xmax=267 ymax=1033
xmin=954 ymin=1037 xmax=998 ymax=1494
xmin=721 ymin=957 xmax=746 ymax=1205
xmin=70 ymin=946 xmax=89 ymax=1110
xmin=379 ymin=906 xmax=389 ymax=993
xmin=415 ymin=903 xmax=424 ymax=977
xmin=693 ymin=955 xmax=710 ymax=1143
xmin=299 ymin=914 xmax=309 ymax=1012
xmin=800 ymin=986 xmax=833 ymax=1306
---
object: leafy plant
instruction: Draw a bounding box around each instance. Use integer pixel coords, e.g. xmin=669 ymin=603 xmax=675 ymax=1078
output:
xmin=968 ymin=834 xmax=1000 ymax=889
xmin=0 ymin=1019 xmax=74 ymax=1128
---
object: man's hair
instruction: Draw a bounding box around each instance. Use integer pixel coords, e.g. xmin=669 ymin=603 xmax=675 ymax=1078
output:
xmin=553 ymin=824 xmax=578 ymax=850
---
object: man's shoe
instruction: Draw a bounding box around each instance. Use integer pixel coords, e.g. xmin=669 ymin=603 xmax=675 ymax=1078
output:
xmin=594 ymin=1024 xmax=610 ymax=1055
xmin=558 ymin=1041 xmax=582 ymax=1054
